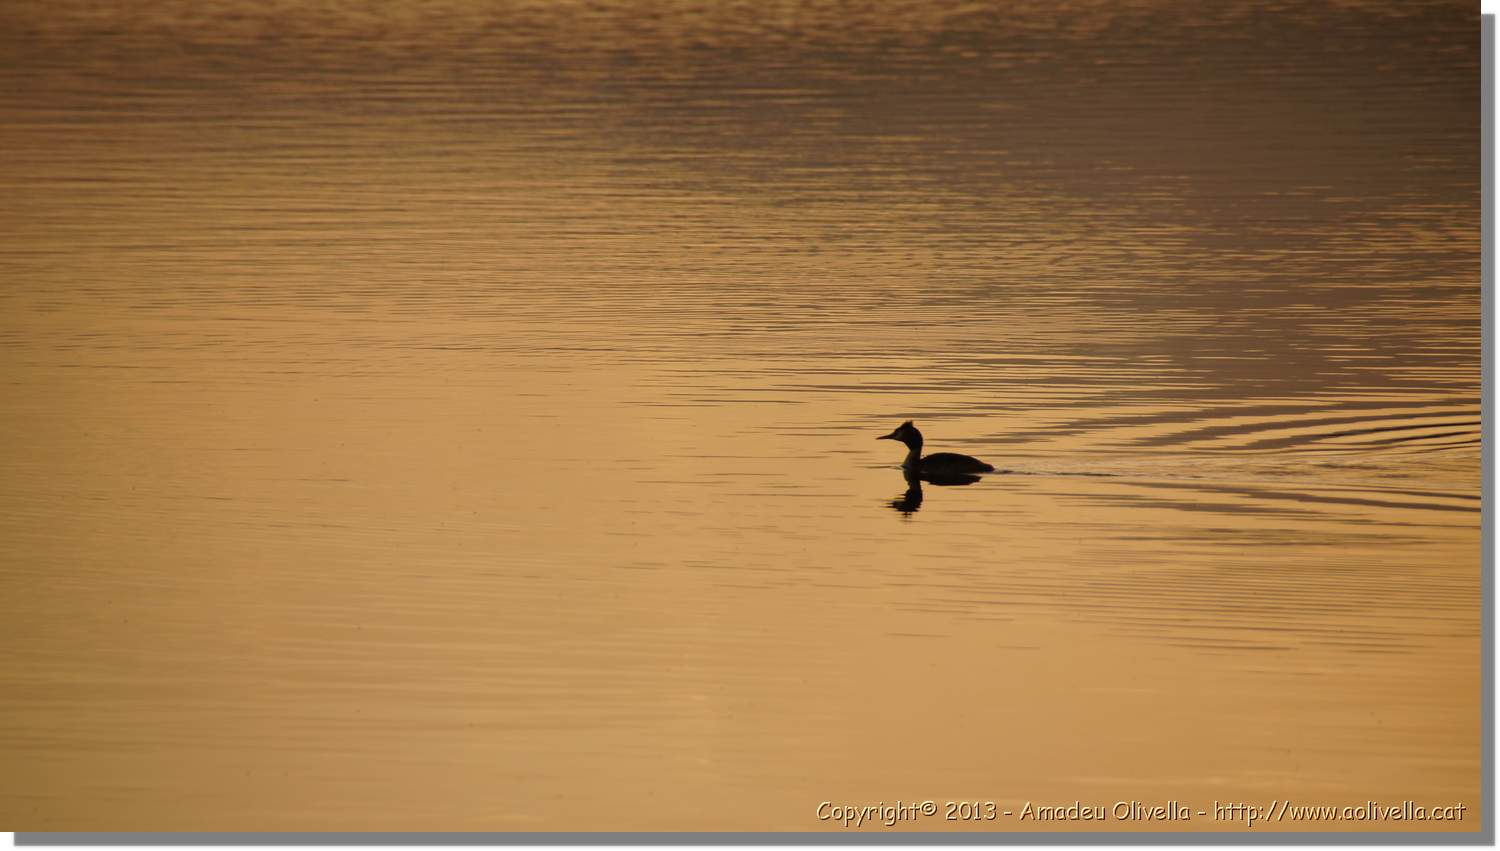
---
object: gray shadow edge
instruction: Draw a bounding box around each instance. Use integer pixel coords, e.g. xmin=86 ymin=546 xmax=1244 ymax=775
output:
xmin=1481 ymin=9 xmax=1496 ymax=851
xmin=10 ymin=833 xmax=1496 ymax=847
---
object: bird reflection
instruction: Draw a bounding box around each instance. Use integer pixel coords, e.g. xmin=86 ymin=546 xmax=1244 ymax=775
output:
xmin=889 ymin=469 xmax=981 ymax=517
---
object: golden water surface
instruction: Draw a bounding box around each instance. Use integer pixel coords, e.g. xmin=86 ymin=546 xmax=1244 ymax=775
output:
xmin=0 ymin=0 xmax=1482 ymax=832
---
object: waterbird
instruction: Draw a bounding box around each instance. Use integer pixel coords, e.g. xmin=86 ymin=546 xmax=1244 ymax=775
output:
xmin=877 ymin=420 xmax=995 ymax=477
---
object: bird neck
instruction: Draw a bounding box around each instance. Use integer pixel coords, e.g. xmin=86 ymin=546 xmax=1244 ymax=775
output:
xmin=902 ymin=437 xmax=923 ymax=469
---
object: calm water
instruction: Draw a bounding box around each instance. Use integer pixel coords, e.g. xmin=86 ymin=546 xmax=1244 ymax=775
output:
xmin=0 ymin=0 xmax=1481 ymax=832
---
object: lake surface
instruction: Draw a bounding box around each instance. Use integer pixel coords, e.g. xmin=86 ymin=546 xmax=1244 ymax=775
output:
xmin=0 ymin=0 xmax=1481 ymax=832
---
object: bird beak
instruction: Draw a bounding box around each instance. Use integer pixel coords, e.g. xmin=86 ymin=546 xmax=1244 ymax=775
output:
xmin=877 ymin=431 xmax=898 ymax=441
